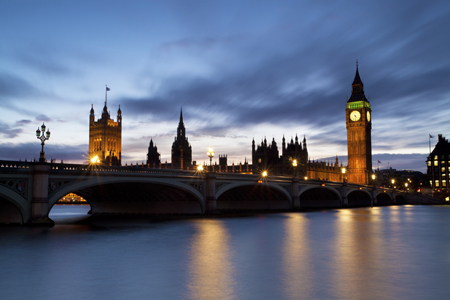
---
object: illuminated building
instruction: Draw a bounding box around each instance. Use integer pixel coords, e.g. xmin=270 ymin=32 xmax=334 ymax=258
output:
xmin=427 ymin=134 xmax=450 ymax=191
xmin=171 ymin=108 xmax=192 ymax=170
xmin=346 ymin=64 xmax=372 ymax=184
xmin=89 ymin=101 xmax=122 ymax=166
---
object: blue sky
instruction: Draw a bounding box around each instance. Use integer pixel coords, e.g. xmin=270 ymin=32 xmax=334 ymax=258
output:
xmin=1 ymin=0 xmax=449 ymax=173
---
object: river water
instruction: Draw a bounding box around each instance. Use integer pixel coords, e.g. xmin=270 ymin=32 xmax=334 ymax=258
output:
xmin=1 ymin=205 xmax=450 ymax=300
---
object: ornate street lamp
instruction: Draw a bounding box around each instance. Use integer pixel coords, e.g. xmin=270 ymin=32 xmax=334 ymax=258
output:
xmin=341 ymin=167 xmax=347 ymax=183
xmin=197 ymin=164 xmax=204 ymax=171
xmin=207 ymin=147 xmax=214 ymax=171
xmin=36 ymin=122 xmax=51 ymax=163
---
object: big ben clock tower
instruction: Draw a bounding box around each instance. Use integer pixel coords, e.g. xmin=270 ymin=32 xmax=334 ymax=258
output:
xmin=346 ymin=62 xmax=372 ymax=185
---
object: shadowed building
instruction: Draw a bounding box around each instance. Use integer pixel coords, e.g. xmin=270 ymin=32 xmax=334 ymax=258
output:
xmin=89 ymin=101 xmax=122 ymax=166
xmin=147 ymin=139 xmax=161 ymax=168
xmin=171 ymin=108 xmax=192 ymax=170
xmin=346 ymin=64 xmax=372 ymax=184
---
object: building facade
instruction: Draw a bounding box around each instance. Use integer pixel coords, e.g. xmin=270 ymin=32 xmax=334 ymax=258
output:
xmin=346 ymin=65 xmax=372 ymax=185
xmin=252 ymin=135 xmax=308 ymax=177
xmin=89 ymin=102 xmax=122 ymax=166
xmin=171 ymin=108 xmax=192 ymax=170
xmin=427 ymin=134 xmax=450 ymax=191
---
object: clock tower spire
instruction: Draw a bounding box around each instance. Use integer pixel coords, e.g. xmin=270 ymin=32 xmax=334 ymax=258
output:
xmin=346 ymin=63 xmax=372 ymax=185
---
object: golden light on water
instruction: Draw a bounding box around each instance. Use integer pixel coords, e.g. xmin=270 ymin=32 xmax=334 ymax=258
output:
xmin=187 ymin=220 xmax=235 ymax=300
xmin=282 ymin=214 xmax=312 ymax=299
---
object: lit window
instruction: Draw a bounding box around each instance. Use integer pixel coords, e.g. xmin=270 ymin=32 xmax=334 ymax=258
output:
xmin=434 ymin=161 xmax=438 ymax=166
xmin=435 ymin=180 xmax=440 ymax=187
xmin=442 ymin=181 xmax=447 ymax=187
xmin=442 ymin=167 xmax=446 ymax=172
xmin=442 ymin=161 xmax=446 ymax=165
xmin=427 ymin=161 xmax=431 ymax=166
xmin=258 ymin=158 xmax=261 ymax=163
xmin=435 ymin=155 xmax=438 ymax=160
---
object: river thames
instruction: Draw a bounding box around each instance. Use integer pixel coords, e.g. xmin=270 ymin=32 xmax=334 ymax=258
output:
xmin=1 ymin=205 xmax=450 ymax=299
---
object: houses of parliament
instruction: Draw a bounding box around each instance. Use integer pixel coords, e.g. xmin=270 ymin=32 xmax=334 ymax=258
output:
xmin=89 ymin=65 xmax=372 ymax=185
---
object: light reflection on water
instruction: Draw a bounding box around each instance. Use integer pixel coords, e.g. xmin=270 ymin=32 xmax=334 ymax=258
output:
xmin=1 ymin=205 xmax=450 ymax=299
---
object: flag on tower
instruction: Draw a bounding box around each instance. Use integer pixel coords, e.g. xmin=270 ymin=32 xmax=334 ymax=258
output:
xmin=429 ymin=134 xmax=433 ymax=138
xmin=378 ymin=160 xmax=381 ymax=163
xmin=106 ymin=87 xmax=110 ymax=91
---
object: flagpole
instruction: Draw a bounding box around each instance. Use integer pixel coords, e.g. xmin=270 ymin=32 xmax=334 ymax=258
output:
xmin=105 ymin=85 xmax=108 ymax=106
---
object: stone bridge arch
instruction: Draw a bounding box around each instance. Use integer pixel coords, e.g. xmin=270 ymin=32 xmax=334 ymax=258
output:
xmin=375 ymin=191 xmax=393 ymax=205
xmin=0 ymin=186 xmax=28 ymax=224
xmin=215 ymin=181 xmax=292 ymax=210
xmin=299 ymin=186 xmax=342 ymax=208
xmin=395 ymin=194 xmax=407 ymax=204
xmin=347 ymin=188 xmax=372 ymax=206
xmin=48 ymin=177 xmax=206 ymax=214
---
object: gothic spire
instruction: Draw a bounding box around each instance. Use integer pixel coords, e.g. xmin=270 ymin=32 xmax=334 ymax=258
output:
xmin=179 ymin=107 xmax=184 ymax=126
xmin=348 ymin=61 xmax=368 ymax=103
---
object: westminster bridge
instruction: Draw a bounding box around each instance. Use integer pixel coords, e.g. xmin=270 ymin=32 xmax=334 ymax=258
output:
xmin=0 ymin=160 xmax=431 ymax=225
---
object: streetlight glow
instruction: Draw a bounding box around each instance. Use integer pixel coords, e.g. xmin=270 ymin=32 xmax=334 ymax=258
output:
xmin=90 ymin=156 xmax=100 ymax=164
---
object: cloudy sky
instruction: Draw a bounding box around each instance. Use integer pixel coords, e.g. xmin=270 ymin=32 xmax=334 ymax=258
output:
xmin=1 ymin=0 xmax=449 ymax=173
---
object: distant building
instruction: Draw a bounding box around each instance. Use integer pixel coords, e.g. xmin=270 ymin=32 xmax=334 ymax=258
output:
xmin=427 ymin=134 xmax=450 ymax=191
xmin=171 ymin=108 xmax=192 ymax=170
xmin=89 ymin=100 xmax=122 ymax=166
xmin=252 ymin=135 xmax=309 ymax=177
xmin=147 ymin=139 xmax=161 ymax=168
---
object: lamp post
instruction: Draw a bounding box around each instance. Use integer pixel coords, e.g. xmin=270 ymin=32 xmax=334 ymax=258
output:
xmin=341 ymin=167 xmax=347 ymax=183
xmin=292 ymin=159 xmax=298 ymax=178
xmin=207 ymin=147 xmax=214 ymax=171
xmin=36 ymin=122 xmax=51 ymax=163
xmin=391 ymin=179 xmax=395 ymax=189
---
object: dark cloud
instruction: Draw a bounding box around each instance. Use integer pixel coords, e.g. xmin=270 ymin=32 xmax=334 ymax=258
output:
xmin=0 ymin=73 xmax=37 ymax=99
xmin=0 ymin=143 xmax=87 ymax=164
xmin=35 ymin=115 xmax=52 ymax=122
xmin=18 ymin=53 xmax=74 ymax=76
xmin=0 ymin=122 xmax=23 ymax=138
xmin=15 ymin=119 xmax=32 ymax=126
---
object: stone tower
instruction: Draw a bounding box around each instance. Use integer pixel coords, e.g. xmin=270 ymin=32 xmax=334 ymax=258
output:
xmin=346 ymin=63 xmax=372 ymax=185
xmin=89 ymin=101 xmax=122 ymax=166
xmin=171 ymin=108 xmax=192 ymax=170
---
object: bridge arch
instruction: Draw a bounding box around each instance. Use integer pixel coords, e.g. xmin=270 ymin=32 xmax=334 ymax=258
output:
xmin=0 ymin=186 xmax=28 ymax=224
xmin=376 ymin=191 xmax=393 ymax=205
xmin=395 ymin=194 xmax=407 ymax=204
xmin=48 ymin=177 xmax=205 ymax=214
xmin=216 ymin=181 xmax=292 ymax=210
xmin=347 ymin=189 xmax=372 ymax=206
xmin=299 ymin=186 xmax=342 ymax=208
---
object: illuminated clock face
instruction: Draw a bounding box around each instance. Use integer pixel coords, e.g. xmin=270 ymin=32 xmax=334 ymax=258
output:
xmin=367 ymin=111 xmax=371 ymax=122
xmin=350 ymin=110 xmax=361 ymax=121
